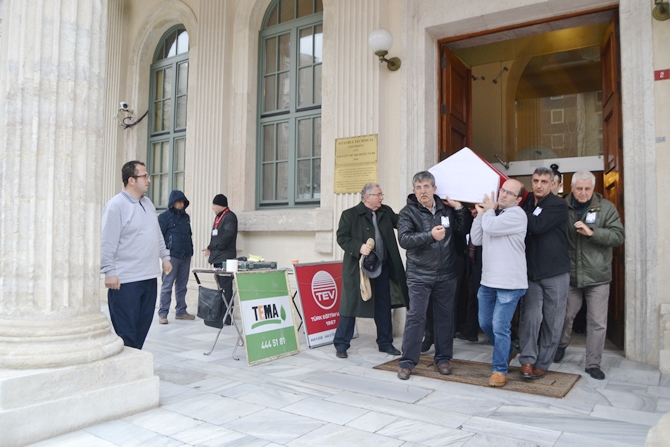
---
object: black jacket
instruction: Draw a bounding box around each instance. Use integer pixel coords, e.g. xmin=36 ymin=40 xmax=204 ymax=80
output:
xmin=158 ymin=190 xmax=193 ymax=260
xmin=522 ymin=192 xmax=570 ymax=281
xmin=398 ymin=194 xmax=472 ymax=283
xmin=207 ymin=208 xmax=238 ymax=265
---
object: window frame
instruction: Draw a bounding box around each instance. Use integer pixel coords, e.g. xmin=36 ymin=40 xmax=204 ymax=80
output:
xmin=256 ymin=4 xmax=323 ymax=209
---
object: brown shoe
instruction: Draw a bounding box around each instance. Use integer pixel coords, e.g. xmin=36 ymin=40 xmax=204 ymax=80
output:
xmin=489 ymin=372 xmax=507 ymax=387
xmin=437 ymin=362 xmax=452 ymax=375
xmin=520 ymin=363 xmax=533 ymax=378
xmin=175 ymin=313 xmax=195 ymax=320
xmin=158 ymin=316 xmax=168 ymax=324
xmin=531 ymin=367 xmax=546 ymax=379
xmin=397 ymin=367 xmax=411 ymax=380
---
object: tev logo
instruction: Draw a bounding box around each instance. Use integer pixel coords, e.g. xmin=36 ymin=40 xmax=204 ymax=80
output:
xmin=311 ymin=271 xmax=338 ymax=310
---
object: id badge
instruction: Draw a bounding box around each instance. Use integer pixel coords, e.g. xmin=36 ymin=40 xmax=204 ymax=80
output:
xmin=533 ymin=207 xmax=543 ymax=216
xmin=585 ymin=212 xmax=597 ymax=224
xmin=212 ymin=229 xmax=218 ymax=236
xmin=441 ymin=216 xmax=450 ymax=228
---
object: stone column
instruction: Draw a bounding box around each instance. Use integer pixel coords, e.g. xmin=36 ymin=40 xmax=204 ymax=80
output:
xmin=0 ymin=1 xmax=158 ymax=445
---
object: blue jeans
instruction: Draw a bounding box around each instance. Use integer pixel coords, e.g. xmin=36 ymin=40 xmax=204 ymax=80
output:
xmin=478 ymin=285 xmax=526 ymax=374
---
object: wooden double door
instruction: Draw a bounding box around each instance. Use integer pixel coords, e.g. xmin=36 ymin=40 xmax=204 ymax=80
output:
xmin=438 ymin=14 xmax=625 ymax=349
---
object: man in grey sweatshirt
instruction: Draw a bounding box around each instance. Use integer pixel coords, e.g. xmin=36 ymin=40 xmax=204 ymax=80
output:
xmin=471 ymin=179 xmax=527 ymax=387
xmin=101 ymin=160 xmax=172 ymax=349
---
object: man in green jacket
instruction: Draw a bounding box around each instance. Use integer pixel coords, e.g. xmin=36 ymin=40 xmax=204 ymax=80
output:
xmin=554 ymin=170 xmax=625 ymax=380
xmin=333 ymin=183 xmax=409 ymax=359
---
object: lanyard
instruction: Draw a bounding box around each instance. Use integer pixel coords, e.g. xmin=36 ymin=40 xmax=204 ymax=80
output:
xmin=213 ymin=208 xmax=229 ymax=229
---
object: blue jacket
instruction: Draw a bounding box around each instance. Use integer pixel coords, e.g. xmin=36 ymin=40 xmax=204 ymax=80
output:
xmin=158 ymin=190 xmax=194 ymax=260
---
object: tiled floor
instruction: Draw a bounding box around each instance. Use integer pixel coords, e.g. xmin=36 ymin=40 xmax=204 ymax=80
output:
xmin=31 ymin=308 xmax=667 ymax=446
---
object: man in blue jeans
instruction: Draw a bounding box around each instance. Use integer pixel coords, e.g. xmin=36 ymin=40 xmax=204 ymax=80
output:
xmin=471 ymin=179 xmax=527 ymax=387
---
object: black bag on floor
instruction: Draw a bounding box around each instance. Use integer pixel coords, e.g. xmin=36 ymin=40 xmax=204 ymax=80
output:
xmin=197 ymin=286 xmax=231 ymax=328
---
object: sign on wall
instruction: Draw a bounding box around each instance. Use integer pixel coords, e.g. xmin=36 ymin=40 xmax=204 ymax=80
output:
xmin=293 ymin=261 xmax=344 ymax=348
xmin=235 ymin=270 xmax=300 ymax=366
xmin=334 ymin=134 xmax=378 ymax=193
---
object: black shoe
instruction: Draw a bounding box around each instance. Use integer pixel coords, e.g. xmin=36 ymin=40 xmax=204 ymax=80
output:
xmin=585 ymin=367 xmax=605 ymax=380
xmin=421 ymin=339 xmax=433 ymax=353
xmin=381 ymin=346 xmax=401 ymax=356
xmin=336 ymin=350 xmax=348 ymax=359
xmin=554 ymin=346 xmax=566 ymax=363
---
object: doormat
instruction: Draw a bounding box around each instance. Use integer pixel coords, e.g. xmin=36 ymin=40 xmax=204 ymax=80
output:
xmin=373 ymin=355 xmax=580 ymax=398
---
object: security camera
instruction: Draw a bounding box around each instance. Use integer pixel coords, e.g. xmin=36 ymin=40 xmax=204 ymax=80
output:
xmin=119 ymin=102 xmax=129 ymax=111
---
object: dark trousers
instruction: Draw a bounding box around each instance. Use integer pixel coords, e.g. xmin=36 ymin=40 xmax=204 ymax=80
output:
xmin=400 ymin=277 xmax=457 ymax=370
xmin=464 ymin=254 xmax=481 ymax=338
xmin=424 ymin=256 xmax=466 ymax=343
xmin=212 ymin=262 xmax=234 ymax=308
xmin=108 ymin=278 xmax=157 ymax=349
xmin=334 ymin=266 xmax=393 ymax=351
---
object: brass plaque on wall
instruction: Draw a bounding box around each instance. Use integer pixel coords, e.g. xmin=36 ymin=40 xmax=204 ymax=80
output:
xmin=334 ymin=134 xmax=378 ymax=193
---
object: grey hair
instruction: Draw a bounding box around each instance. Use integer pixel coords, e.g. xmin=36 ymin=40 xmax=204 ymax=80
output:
xmin=361 ymin=182 xmax=380 ymax=200
xmin=412 ymin=171 xmax=435 ymax=187
xmin=571 ymin=170 xmax=596 ymax=187
xmin=532 ymin=166 xmax=553 ymax=178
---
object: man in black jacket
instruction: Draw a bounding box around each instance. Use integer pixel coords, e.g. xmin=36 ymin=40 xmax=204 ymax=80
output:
xmin=396 ymin=171 xmax=471 ymax=380
xmin=519 ymin=167 xmax=570 ymax=380
xmin=157 ymin=190 xmax=195 ymax=323
xmin=203 ymin=194 xmax=238 ymax=306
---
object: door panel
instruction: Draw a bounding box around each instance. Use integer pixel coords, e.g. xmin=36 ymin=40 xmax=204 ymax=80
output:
xmin=439 ymin=46 xmax=471 ymax=161
xmin=601 ymin=15 xmax=625 ymax=349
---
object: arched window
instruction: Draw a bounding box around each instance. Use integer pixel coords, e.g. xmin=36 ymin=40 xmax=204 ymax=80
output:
xmin=148 ymin=25 xmax=189 ymax=209
xmin=258 ymin=0 xmax=323 ymax=208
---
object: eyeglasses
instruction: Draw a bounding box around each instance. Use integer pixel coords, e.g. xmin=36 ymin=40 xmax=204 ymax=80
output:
xmin=368 ymin=192 xmax=384 ymax=198
xmin=134 ymin=173 xmax=150 ymax=181
xmin=499 ymin=187 xmax=519 ymax=198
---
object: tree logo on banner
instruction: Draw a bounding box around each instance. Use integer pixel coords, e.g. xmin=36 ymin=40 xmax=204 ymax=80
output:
xmin=311 ymin=271 xmax=338 ymax=310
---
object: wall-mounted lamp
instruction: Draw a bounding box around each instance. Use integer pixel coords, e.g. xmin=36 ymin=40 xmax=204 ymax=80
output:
xmin=654 ymin=0 xmax=670 ymax=21
xmin=368 ymin=28 xmax=401 ymax=71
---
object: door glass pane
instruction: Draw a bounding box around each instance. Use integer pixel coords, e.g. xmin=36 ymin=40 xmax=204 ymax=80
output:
xmin=265 ymin=37 xmax=277 ymax=73
xmin=278 ymin=72 xmax=290 ymax=110
xmin=177 ymin=30 xmax=189 ymax=55
xmin=297 ymin=160 xmax=311 ymax=199
xmin=277 ymin=122 xmax=289 ymax=160
xmin=297 ymin=0 xmax=312 ymax=18
xmin=279 ymin=34 xmax=291 ymax=71
xmin=263 ymin=124 xmax=275 ymax=161
xmin=264 ymin=75 xmax=277 ymax=112
xmin=299 ymin=66 xmax=313 ymax=107
xmin=299 ymin=28 xmax=313 ymax=66
xmin=279 ymin=0 xmax=295 ymax=24
xmin=314 ymin=25 xmax=322 ymax=63
xmin=313 ymin=117 xmax=321 ymax=156
xmin=175 ymin=138 xmax=185 ymax=170
xmin=177 ymin=62 xmax=188 ymax=95
xmin=262 ymin=164 xmax=274 ymax=200
xmin=276 ymin=161 xmax=288 ymax=200
xmin=314 ymin=64 xmax=322 ymax=104
xmin=298 ymin=118 xmax=311 ymax=157
xmin=176 ymin=96 xmax=187 ymax=128
xmin=313 ymin=158 xmax=321 ymax=198
xmin=161 ymin=142 xmax=170 ymax=171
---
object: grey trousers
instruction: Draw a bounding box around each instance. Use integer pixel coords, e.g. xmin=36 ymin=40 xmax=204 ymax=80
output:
xmin=519 ymin=272 xmax=569 ymax=370
xmin=559 ymin=283 xmax=610 ymax=369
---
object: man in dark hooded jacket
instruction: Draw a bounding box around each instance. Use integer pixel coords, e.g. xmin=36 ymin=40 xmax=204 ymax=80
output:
xmin=157 ymin=190 xmax=195 ymax=323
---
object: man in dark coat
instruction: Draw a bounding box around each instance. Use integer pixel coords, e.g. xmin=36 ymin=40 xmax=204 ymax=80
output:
xmin=333 ymin=183 xmax=409 ymax=359
xmin=519 ymin=166 xmax=570 ymax=380
xmin=203 ymin=194 xmax=238 ymax=310
xmin=396 ymin=171 xmax=472 ymax=380
xmin=157 ymin=190 xmax=195 ymax=323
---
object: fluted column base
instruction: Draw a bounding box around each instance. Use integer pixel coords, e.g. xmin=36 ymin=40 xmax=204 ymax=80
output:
xmin=0 ymin=347 xmax=159 ymax=447
xmin=0 ymin=313 xmax=123 ymax=369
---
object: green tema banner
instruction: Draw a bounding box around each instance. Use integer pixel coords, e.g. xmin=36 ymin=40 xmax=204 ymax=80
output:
xmin=235 ymin=270 xmax=300 ymax=365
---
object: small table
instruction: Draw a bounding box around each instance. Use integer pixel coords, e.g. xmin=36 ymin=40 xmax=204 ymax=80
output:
xmin=192 ymin=269 xmax=244 ymax=360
